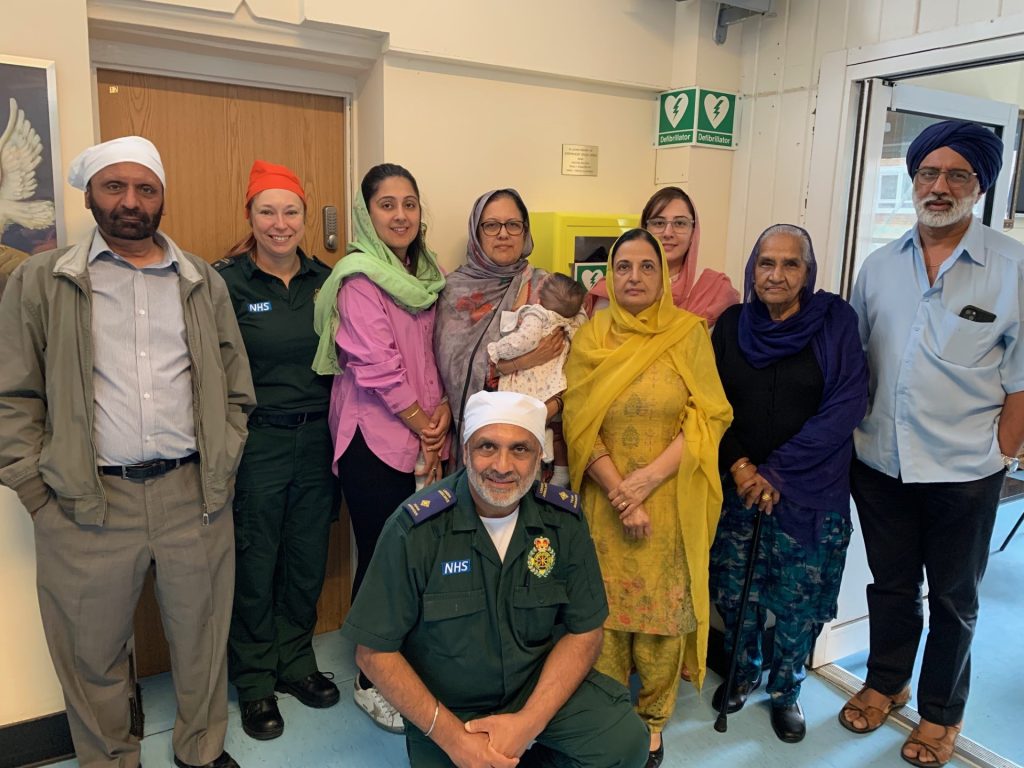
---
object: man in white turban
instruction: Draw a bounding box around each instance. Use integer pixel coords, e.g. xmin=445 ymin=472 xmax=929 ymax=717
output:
xmin=0 ymin=136 xmax=255 ymax=768
xmin=341 ymin=390 xmax=649 ymax=768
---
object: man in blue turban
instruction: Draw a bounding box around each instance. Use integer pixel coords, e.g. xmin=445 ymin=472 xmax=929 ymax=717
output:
xmin=841 ymin=120 xmax=1024 ymax=768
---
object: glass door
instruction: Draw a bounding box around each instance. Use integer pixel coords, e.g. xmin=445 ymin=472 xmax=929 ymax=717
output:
xmin=813 ymin=78 xmax=1017 ymax=668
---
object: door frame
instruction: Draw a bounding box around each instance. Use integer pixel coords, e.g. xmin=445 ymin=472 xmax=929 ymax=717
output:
xmin=87 ymin=2 xmax=367 ymax=241
xmin=806 ymin=19 xmax=1024 ymax=670
xmin=806 ymin=15 xmax=1024 ymax=299
xmin=88 ymin=12 xmax=365 ymax=675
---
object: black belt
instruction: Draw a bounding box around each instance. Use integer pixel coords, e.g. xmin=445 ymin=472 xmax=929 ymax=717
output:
xmin=99 ymin=452 xmax=200 ymax=480
xmin=248 ymin=410 xmax=327 ymax=428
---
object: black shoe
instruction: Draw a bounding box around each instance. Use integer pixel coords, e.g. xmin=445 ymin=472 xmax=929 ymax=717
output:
xmin=173 ymin=751 xmax=240 ymax=768
xmin=275 ymin=671 xmax=340 ymax=709
xmin=240 ymin=696 xmax=284 ymax=740
xmin=711 ymin=671 xmax=763 ymax=714
xmin=771 ymin=701 xmax=806 ymax=743
xmin=646 ymin=739 xmax=665 ymax=768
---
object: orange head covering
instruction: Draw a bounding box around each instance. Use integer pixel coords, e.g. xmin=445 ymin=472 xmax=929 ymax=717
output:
xmin=245 ymin=160 xmax=306 ymax=214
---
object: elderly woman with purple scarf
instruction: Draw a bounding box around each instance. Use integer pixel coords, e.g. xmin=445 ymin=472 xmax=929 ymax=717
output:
xmin=708 ymin=224 xmax=868 ymax=744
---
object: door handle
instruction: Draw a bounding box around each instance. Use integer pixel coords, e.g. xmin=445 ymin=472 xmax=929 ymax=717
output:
xmin=323 ymin=205 xmax=338 ymax=252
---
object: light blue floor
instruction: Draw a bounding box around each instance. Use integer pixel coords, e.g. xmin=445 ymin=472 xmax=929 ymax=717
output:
xmin=49 ymin=630 xmax=972 ymax=768
xmin=51 ymin=501 xmax=1024 ymax=768
xmin=836 ymin=497 xmax=1024 ymax=766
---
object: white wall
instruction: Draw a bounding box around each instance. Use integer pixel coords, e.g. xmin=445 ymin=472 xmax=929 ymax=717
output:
xmin=378 ymin=57 xmax=660 ymax=269
xmin=302 ymin=0 xmax=676 ymax=88
xmin=0 ymin=0 xmax=93 ymax=727
xmin=727 ymin=0 xmax=1024 ymax=291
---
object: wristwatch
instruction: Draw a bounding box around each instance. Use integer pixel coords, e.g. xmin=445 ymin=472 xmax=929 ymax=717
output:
xmin=1002 ymin=454 xmax=1020 ymax=473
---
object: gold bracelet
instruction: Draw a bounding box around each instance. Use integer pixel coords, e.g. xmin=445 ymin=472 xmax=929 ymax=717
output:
xmin=402 ymin=406 xmax=422 ymax=421
xmin=424 ymin=699 xmax=440 ymax=738
xmin=732 ymin=460 xmax=750 ymax=473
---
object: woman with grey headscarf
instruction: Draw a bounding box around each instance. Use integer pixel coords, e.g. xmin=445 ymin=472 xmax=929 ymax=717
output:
xmin=434 ymin=189 xmax=566 ymax=468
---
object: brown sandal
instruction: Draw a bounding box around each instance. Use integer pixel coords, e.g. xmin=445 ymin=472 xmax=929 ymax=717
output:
xmin=838 ymin=685 xmax=911 ymax=734
xmin=901 ymin=721 xmax=961 ymax=767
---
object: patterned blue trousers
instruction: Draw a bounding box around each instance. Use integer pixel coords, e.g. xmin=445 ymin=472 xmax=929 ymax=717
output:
xmin=710 ymin=487 xmax=851 ymax=706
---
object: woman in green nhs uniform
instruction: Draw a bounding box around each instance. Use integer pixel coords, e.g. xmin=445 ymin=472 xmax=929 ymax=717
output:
xmin=215 ymin=161 xmax=339 ymax=741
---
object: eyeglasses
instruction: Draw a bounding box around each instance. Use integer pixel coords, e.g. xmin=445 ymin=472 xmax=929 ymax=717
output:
xmin=646 ymin=217 xmax=694 ymax=233
xmin=479 ymin=219 xmax=526 ymax=236
xmin=912 ymin=167 xmax=978 ymax=189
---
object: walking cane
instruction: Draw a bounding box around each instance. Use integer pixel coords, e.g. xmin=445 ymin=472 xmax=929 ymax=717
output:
xmin=714 ymin=504 xmax=765 ymax=733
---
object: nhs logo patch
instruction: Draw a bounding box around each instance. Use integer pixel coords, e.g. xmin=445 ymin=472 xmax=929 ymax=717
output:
xmin=441 ymin=559 xmax=471 ymax=576
xmin=248 ymin=301 xmax=272 ymax=313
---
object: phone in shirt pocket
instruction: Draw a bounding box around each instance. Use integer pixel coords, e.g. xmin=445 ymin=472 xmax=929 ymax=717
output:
xmin=934 ymin=305 xmax=1001 ymax=367
xmin=959 ymin=304 xmax=996 ymax=323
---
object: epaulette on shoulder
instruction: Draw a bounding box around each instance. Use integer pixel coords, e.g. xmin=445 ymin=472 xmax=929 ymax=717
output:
xmin=404 ymin=485 xmax=457 ymax=525
xmin=212 ymin=255 xmax=239 ymax=272
xmin=534 ymin=482 xmax=581 ymax=517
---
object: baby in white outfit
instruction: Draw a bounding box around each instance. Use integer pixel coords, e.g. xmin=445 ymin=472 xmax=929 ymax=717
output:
xmin=487 ymin=273 xmax=587 ymax=486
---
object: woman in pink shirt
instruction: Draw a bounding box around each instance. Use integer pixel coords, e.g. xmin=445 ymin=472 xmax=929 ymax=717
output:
xmin=312 ymin=163 xmax=448 ymax=731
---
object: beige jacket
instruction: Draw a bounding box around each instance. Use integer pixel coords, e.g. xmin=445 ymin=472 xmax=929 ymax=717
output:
xmin=0 ymin=229 xmax=256 ymax=525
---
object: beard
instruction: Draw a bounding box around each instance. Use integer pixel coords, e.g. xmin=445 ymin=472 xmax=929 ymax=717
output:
xmin=466 ymin=463 xmax=535 ymax=513
xmin=913 ymin=191 xmax=976 ymax=228
xmin=88 ymin=192 xmax=163 ymax=241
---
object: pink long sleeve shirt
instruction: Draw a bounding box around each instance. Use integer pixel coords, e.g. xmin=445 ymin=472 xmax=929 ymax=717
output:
xmin=329 ymin=274 xmax=449 ymax=473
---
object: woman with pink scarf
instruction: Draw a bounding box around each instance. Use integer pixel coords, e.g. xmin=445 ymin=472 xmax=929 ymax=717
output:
xmin=584 ymin=187 xmax=739 ymax=325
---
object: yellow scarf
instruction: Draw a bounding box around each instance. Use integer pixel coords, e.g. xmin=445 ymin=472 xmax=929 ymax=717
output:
xmin=563 ymin=231 xmax=733 ymax=690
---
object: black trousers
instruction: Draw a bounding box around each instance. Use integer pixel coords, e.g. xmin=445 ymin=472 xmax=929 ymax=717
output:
xmin=850 ymin=459 xmax=1003 ymax=725
xmin=337 ymin=427 xmax=416 ymax=600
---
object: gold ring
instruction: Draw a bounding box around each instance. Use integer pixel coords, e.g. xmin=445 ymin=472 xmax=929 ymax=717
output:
xmin=619 ymin=502 xmax=627 ymax=509
xmin=760 ymin=492 xmax=771 ymax=501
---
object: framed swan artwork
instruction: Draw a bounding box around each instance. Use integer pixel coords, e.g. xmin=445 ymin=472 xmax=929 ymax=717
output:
xmin=0 ymin=54 xmax=63 ymax=257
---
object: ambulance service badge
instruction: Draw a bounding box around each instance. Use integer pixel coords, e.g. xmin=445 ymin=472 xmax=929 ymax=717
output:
xmin=527 ymin=536 xmax=555 ymax=578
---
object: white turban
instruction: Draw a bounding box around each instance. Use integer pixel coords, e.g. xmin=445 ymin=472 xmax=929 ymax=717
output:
xmin=462 ymin=391 xmax=548 ymax=459
xmin=68 ymin=136 xmax=166 ymax=191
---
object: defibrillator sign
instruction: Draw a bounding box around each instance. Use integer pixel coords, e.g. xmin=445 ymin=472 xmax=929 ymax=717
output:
xmin=657 ymin=87 xmax=738 ymax=150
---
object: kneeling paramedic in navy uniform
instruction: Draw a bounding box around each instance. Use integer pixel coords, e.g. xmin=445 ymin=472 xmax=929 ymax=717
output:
xmin=341 ymin=391 xmax=649 ymax=768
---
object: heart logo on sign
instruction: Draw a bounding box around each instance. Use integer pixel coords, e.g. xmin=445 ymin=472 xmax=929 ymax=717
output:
xmin=664 ymin=93 xmax=688 ymax=128
xmin=580 ymin=269 xmax=603 ymax=290
xmin=704 ymin=94 xmax=730 ymax=129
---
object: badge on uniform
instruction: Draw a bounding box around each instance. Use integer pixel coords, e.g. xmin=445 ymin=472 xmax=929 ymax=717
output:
xmin=527 ymin=536 xmax=556 ymax=578
xmin=441 ymin=559 xmax=471 ymax=575
xmin=248 ymin=301 xmax=272 ymax=313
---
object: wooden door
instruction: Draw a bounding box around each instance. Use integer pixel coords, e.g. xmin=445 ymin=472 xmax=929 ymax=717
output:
xmin=97 ymin=69 xmax=350 ymax=677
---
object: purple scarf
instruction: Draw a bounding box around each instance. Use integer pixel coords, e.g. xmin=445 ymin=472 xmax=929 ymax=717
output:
xmin=737 ymin=225 xmax=868 ymax=547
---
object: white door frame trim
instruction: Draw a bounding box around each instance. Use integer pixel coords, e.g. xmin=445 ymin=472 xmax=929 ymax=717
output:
xmin=807 ymin=16 xmax=1024 ymax=295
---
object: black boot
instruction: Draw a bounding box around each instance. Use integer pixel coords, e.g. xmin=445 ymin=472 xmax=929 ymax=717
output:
xmin=240 ymin=696 xmax=284 ymax=740
xmin=711 ymin=671 xmax=763 ymax=714
xmin=771 ymin=701 xmax=806 ymax=743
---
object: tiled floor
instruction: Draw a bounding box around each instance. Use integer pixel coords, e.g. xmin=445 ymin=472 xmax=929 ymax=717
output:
xmin=51 ymin=500 xmax=1024 ymax=768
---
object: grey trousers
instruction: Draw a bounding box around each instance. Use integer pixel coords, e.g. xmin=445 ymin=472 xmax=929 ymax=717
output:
xmin=33 ymin=462 xmax=234 ymax=768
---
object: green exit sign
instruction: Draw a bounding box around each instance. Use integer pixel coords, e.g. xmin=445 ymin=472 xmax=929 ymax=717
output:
xmin=657 ymin=87 xmax=737 ymax=150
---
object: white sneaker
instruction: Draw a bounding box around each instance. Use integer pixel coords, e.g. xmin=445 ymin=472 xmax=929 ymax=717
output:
xmin=353 ymin=679 xmax=405 ymax=734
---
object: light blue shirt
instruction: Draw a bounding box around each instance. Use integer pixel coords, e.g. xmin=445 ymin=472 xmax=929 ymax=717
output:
xmin=851 ymin=217 xmax=1024 ymax=483
xmin=88 ymin=229 xmax=197 ymax=465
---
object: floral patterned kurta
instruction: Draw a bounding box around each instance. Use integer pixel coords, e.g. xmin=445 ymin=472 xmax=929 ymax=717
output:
xmin=581 ymin=360 xmax=696 ymax=637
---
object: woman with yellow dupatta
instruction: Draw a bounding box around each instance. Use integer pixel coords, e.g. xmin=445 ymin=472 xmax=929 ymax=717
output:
xmin=564 ymin=228 xmax=732 ymax=768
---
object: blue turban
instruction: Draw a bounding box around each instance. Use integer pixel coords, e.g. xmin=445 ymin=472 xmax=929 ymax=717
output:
xmin=906 ymin=120 xmax=1004 ymax=192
